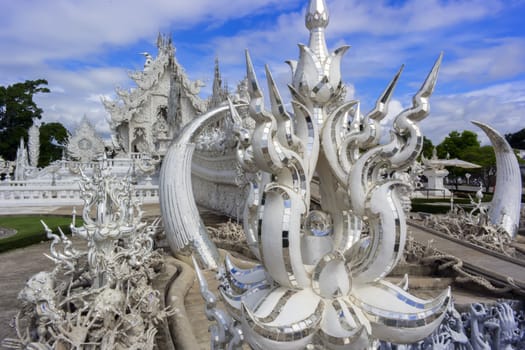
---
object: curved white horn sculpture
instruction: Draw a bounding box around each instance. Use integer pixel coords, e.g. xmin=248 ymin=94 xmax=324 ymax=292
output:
xmin=160 ymin=105 xmax=230 ymax=269
xmin=472 ymin=120 xmax=522 ymax=238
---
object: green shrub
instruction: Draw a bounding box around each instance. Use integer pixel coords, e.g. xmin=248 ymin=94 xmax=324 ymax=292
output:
xmin=410 ymin=203 xmax=450 ymax=214
xmin=410 ymin=200 xmax=475 ymax=214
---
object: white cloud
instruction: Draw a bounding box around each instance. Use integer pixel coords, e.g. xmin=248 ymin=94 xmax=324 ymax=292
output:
xmin=33 ymin=67 xmax=130 ymax=136
xmin=421 ymin=81 xmax=525 ymax=145
xmin=441 ymin=38 xmax=525 ymax=83
xmin=0 ymin=0 xmax=303 ymax=65
xmin=1 ymin=0 xmax=524 ymax=148
xmin=327 ymin=0 xmax=503 ymax=36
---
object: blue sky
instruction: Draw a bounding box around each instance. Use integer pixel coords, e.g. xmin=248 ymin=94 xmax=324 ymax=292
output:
xmin=1 ymin=0 xmax=524 ymax=145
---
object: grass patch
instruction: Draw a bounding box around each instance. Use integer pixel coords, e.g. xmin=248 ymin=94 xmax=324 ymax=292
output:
xmin=0 ymin=216 xmax=83 ymax=253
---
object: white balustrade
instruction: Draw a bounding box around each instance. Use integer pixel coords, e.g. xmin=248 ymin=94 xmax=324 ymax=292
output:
xmin=0 ymin=182 xmax=160 ymax=206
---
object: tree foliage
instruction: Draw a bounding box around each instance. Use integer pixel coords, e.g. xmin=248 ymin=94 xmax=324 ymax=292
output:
xmin=434 ymin=129 xmax=525 ymax=192
xmin=435 ymin=130 xmax=491 ymax=189
xmin=0 ymin=79 xmax=50 ymax=160
xmin=435 ymin=130 xmax=480 ymax=160
xmin=505 ymin=128 xmax=525 ymax=150
xmin=39 ymin=122 xmax=70 ymax=167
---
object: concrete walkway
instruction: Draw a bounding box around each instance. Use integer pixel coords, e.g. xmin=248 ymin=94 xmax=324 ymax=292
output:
xmin=408 ymin=222 xmax=525 ymax=286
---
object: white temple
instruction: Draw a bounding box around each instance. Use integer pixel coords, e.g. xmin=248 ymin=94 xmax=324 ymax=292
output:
xmin=0 ymin=1 xmax=523 ymax=349
xmin=0 ymin=33 xmax=248 ymax=211
xmin=101 ymin=34 xmax=231 ymax=158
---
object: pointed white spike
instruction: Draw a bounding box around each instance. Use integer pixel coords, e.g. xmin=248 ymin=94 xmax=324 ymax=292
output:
xmin=265 ymin=65 xmax=288 ymax=119
xmin=415 ymin=52 xmax=443 ymax=101
xmin=245 ymin=50 xmax=263 ymax=100
xmin=366 ymin=65 xmax=404 ymax=121
xmin=192 ymin=255 xmax=209 ymax=292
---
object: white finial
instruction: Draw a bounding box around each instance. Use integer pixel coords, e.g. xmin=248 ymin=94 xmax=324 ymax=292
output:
xmin=306 ymin=0 xmax=329 ymax=30
xmin=305 ymin=0 xmax=330 ymax=62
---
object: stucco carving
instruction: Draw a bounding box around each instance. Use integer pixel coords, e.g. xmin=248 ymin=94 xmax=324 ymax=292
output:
xmin=14 ymin=138 xmax=29 ymax=180
xmin=28 ymin=123 xmax=40 ymax=168
xmin=103 ymin=33 xmax=215 ymax=156
xmin=2 ymin=164 xmax=172 ymax=349
xmin=67 ymin=117 xmax=105 ymax=162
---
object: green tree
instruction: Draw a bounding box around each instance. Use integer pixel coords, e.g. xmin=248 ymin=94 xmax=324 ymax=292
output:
xmin=0 ymin=79 xmax=50 ymax=160
xmin=505 ymin=128 xmax=525 ymax=150
xmin=458 ymin=145 xmax=496 ymax=191
xmin=436 ymin=129 xmax=524 ymax=192
xmin=436 ymin=130 xmax=480 ymax=159
xmin=39 ymin=122 xmax=70 ymax=167
xmin=436 ymin=130 xmax=483 ymax=190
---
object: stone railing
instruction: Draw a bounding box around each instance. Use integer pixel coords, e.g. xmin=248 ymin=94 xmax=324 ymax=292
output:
xmin=1 ymin=179 xmax=79 ymax=187
xmin=0 ymin=150 xmax=237 ymax=212
xmin=0 ymin=183 xmax=160 ymax=207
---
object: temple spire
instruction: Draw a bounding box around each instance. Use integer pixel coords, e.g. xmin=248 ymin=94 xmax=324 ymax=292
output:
xmin=213 ymin=57 xmax=222 ymax=93
xmin=210 ymin=57 xmax=226 ymax=108
xmin=305 ymin=0 xmax=329 ymax=62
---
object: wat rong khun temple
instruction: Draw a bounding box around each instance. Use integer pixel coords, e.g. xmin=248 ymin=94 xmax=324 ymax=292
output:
xmin=1 ymin=0 xmax=524 ymax=349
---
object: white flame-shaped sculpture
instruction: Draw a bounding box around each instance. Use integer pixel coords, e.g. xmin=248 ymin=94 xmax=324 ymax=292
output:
xmin=160 ymin=0 xmax=451 ymax=347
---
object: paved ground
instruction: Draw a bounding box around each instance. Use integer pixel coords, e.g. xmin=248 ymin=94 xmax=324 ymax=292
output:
xmin=408 ymin=222 xmax=525 ymax=287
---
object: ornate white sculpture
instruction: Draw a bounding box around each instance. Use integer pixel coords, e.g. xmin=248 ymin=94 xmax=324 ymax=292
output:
xmin=2 ymin=163 xmax=171 ymax=349
xmin=160 ymin=105 xmax=230 ymax=269
xmin=67 ymin=117 xmax=105 ymax=162
xmin=28 ymin=123 xmax=40 ymax=168
xmin=160 ymin=0 xmax=451 ymax=347
xmin=422 ymin=186 xmax=518 ymax=258
xmin=376 ymin=300 xmax=524 ymax=349
xmin=472 ymin=121 xmax=522 ymax=238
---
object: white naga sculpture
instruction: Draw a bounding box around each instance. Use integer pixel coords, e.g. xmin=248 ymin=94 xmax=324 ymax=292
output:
xmin=160 ymin=0 xmax=451 ymax=348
